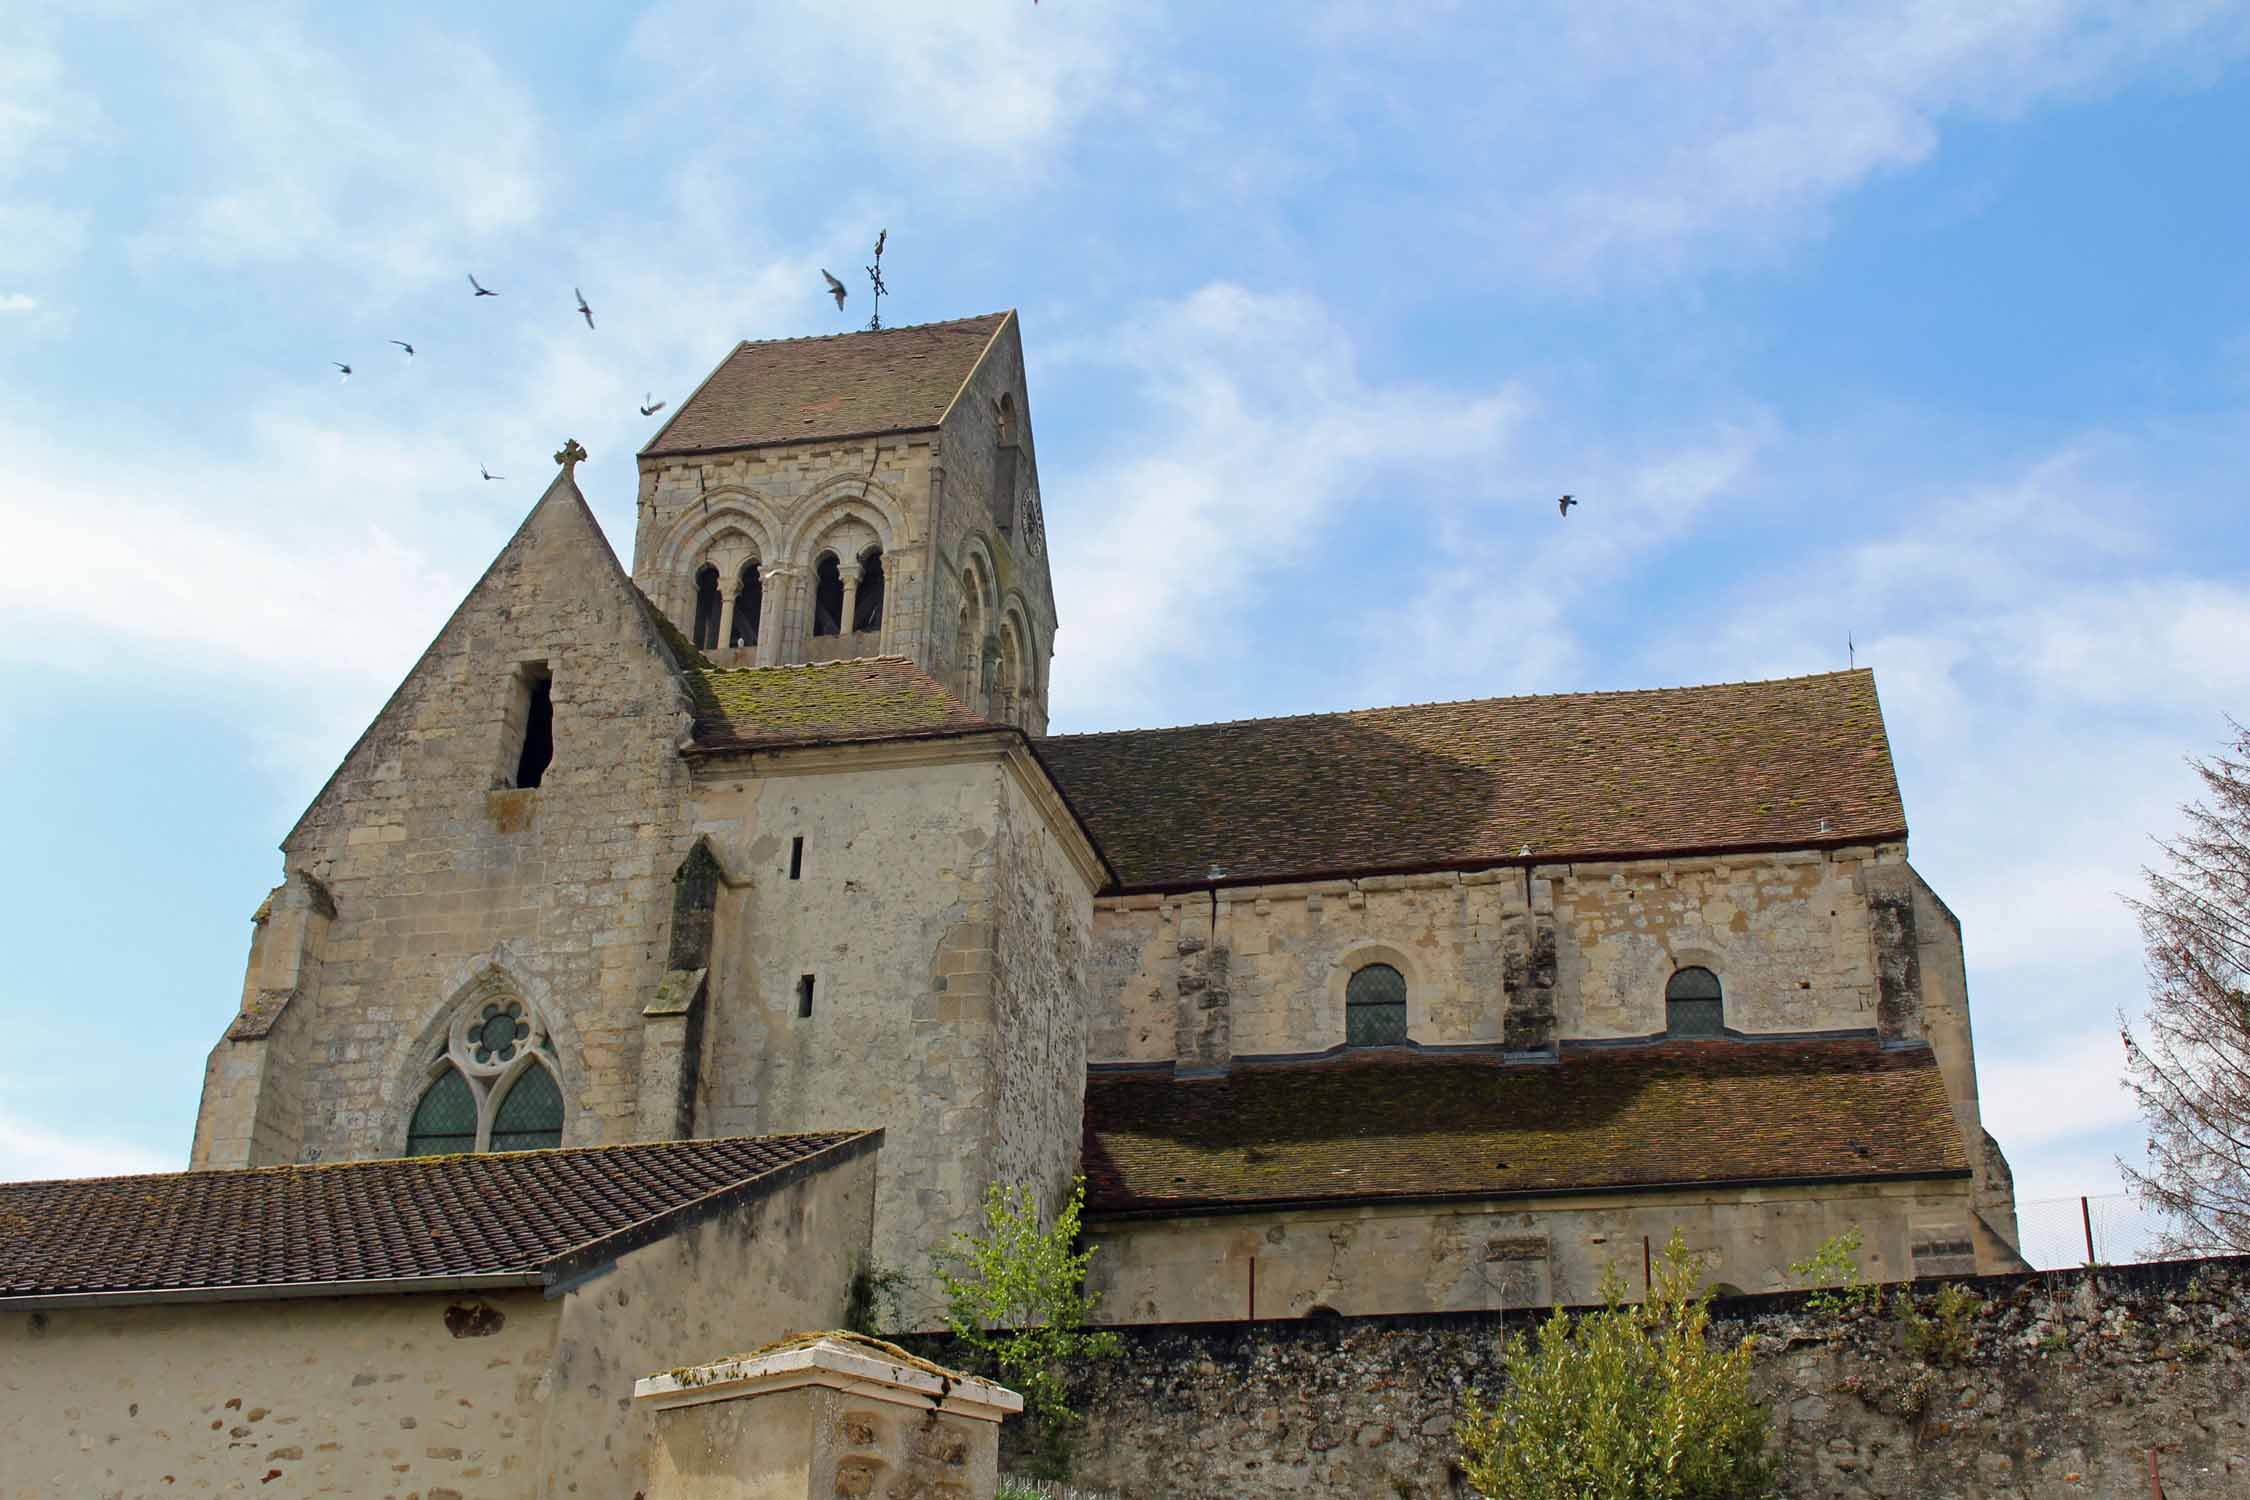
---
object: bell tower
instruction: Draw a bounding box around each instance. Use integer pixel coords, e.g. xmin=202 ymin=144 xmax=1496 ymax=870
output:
xmin=631 ymin=312 xmax=1057 ymax=733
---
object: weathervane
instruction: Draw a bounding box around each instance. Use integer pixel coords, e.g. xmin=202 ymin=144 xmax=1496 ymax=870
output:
xmin=865 ymin=229 xmax=888 ymax=332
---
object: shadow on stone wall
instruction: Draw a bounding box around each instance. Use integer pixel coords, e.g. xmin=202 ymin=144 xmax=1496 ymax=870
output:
xmin=914 ymin=1255 xmax=2250 ymax=1499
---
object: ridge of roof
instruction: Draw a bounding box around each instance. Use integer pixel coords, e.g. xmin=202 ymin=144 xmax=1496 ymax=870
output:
xmin=723 ymin=311 xmax=1013 ymax=350
xmin=1044 ymin=668 xmax=1880 ymax=744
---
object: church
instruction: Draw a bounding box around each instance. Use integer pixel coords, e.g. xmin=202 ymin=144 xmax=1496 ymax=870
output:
xmin=0 ymin=311 xmax=2031 ymax=1493
xmin=4 ymin=315 xmax=1946 ymax=1318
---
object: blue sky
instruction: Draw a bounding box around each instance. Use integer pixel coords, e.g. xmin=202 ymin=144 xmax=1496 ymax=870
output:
xmin=2 ymin=2 xmax=2247 ymax=1259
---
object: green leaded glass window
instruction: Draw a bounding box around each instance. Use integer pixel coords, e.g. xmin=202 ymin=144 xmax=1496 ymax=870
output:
xmin=405 ymin=1068 xmax=478 ymax=1156
xmin=1666 ymin=966 xmax=1725 ymax=1038
xmin=1345 ymin=963 xmax=1409 ymax=1047
xmin=489 ymin=1064 xmax=564 ymax=1152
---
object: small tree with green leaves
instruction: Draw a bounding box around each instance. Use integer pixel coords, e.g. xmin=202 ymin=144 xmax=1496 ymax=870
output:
xmin=1787 ymin=1227 xmax=1877 ymax=1313
xmin=1455 ymin=1232 xmax=1779 ymax=1500
xmin=933 ymin=1177 xmax=1122 ymax=1437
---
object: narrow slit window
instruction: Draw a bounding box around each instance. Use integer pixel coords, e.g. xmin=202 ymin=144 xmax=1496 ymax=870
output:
xmin=811 ymin=554 xmax=844 ymax=637
xmin=730 ymin=561 xmax=762 ymax=648
xmin=853 ymin=548 xmax=886 ymax=632
xmin=513 ymin=667 xmax=554 ymax=789
xmin=691 ymin=565 xmax=722 ymax=651
xmin=789 ymin=836 xmax=804 ymax=880
xmin=797 ymin=973 xmax=815 ymax=1018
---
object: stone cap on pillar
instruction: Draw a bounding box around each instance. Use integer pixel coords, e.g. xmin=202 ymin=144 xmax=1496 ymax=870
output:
xmin=632 ymin=1331 xmax=1023 ymax=1424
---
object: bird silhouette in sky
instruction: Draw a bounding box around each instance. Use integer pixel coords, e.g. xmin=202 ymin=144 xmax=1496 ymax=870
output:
xmin=480 ymin=464 xmax=504 ymax=481
xmin=391 ymin=340 xmax=414 ymax=357
xmin=467 ymin=273 xmax=498 ymax=297
xmin=1557 ymin=494 xmax=1577 ymax=516
xmin=640 ymin=393 xmax=667 ymax=416
xmin=333 ymin=362 xmax=352 ymax=381
xmin=575 ymin=288 xmax=595 ymax=329
xmin=822 ymin=269 xmax=848 ymax=309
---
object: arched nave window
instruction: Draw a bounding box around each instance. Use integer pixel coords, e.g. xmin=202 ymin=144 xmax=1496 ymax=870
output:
xmin=404 ymin=995 xmax=564 ymax=1156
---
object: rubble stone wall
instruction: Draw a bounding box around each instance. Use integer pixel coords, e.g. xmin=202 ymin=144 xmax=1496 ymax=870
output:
xmin=1000 ymin=1257 xmax=2250 ymax=1500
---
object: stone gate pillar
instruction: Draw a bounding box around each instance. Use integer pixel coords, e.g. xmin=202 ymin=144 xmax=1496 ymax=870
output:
xmin=633 ymin=1333 xmax=1022 ymax=1500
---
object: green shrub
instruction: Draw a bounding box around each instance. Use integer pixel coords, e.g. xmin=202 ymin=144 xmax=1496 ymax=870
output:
xmin=1898 ymin=1282 xmax=1981 ymax=1367
xmin=933 ymin=1177 xmax=1123 ymax=1436
xmin=1455 ymin=1231 xmax=1779 ymax=1500
xmin=843 ymin=1261 xmax=911 ymax=1335
xmin=1786 ymin=1228 xmax=1877 ymax=1313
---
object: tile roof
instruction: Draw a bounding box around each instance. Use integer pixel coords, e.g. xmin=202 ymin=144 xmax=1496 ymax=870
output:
xmin=1038 ymin=671 xmax=1905 ymax=891
xmin=0 ymin=1133 xmax=869 ymax=1302
xmin=687 ymin=656 xmax=999 ymax=753
xmin=641 ymin=313 xmax=1011 ymax=456
xmin=1081 ymin=1040 xmax=1965 ymax=1216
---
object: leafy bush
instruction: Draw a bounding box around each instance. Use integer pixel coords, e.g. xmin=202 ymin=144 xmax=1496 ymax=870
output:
xmin=933 ymin=1177 xmax=1123 ymax=1435
xmin=1455 ymin=1231 xmax=1779 ymax=1500
xmin=1786 ymin=1227 xmax=1877 ymax=1313
xmin=1898 ymin=1282 xmax=1982 ymax=1366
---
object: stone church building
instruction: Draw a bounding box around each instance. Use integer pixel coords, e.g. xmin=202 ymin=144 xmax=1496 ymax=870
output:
xmin=177 ymin=310 xmax=2023 ymax=1324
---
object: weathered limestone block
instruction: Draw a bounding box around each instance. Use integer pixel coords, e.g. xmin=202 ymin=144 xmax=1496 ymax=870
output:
xmin=634 ymin=1334 xmax=1020 ymax=1500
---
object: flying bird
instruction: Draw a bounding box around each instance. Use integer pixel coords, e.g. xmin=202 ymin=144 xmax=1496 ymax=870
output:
xmin=640 ymin=393 xmax=667 ymax=416
xmin=391 ymin=340 xmax=414 ymax=357
xmin=333 ymin=362 xmax=352 ymax=381
xmin=575 ymin=287 xmax=594 ymax=329
xmin=821 ymin=269 xmax=848 ymax=309
xmin=467 ymin=273 xmax=498 ymax=297
xmin=480 ymin=464 xmax=504 ymax=481
xmin=1557 ymin=494 xmax=1577 ymax=516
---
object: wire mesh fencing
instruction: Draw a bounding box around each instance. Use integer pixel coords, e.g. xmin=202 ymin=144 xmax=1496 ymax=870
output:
xmin=2012 ymin=1192 xmax=2191 ymax=1270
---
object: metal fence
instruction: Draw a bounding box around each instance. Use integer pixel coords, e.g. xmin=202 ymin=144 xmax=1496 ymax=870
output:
xmin=2013 ymin=1192 xmax=2189 ymax=1270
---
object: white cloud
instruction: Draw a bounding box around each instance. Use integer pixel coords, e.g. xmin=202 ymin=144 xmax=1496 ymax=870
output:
xmin=1297 ymin=1 xmax=2250 ymax=286
xmin=132 ymin=17 xmax=545 ymax=280
xmin=1045 ymin=284 xmax=1526 ymax=722
xmin=1978 ymin=1027 xmax=2138 ymax=1154
xmin=0 ymin=1111 xmax=175 ymax=1182
xmin=0 ymin=292 xmax=37 ymax=313
xmin=628 ymin=0 xmax=1136 ymax=171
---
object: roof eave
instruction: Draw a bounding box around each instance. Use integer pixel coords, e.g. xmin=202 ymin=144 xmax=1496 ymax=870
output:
xmin=641 ymin=421 xmax=940 ymax=462
xmin=0 ymin=1270 xmax=547 ymax=1312
xmin=1106 ymin=828 xmax=1913 ymax=897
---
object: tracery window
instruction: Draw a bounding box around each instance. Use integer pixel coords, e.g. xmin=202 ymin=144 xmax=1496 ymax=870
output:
xmin=1345 ymin=963 xmax=1408 ymax=1047
xmin=1665 ymin=966 xmax=1725 ymax=1038
xmin=404 ymin=995 xmax=564 ymax=1156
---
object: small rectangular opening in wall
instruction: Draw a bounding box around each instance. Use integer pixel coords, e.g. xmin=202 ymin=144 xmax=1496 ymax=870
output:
xmin=505 ymin=661 xmax=555 ymax=790
xmin=796 ymin=974 xmax=815 ymax=1018
xmin=789 ymin=836 xmax=804 ymax=881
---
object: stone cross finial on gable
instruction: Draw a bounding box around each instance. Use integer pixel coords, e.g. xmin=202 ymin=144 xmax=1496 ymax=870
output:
xmin=554 ymin=438 xmax=588 ymax=475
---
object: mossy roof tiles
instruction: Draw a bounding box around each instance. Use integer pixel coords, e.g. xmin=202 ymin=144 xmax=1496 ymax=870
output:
xmin=1038 ymin=670 xmax=1906 ymax=891
xmin=1081 ymin=1040 xmax=1966 ymax=1216
xmin=0 ymin=1133 xmax=866 ymax=1300
xmin=641 ymin=313 xmax=1010 ymax=456
xmin=687 ymin=656 xmax=997 ymax=752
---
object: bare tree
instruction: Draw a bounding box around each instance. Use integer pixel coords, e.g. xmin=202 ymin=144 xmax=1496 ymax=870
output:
xmin=2122 ymin=718 xmax=2250 ymax=1253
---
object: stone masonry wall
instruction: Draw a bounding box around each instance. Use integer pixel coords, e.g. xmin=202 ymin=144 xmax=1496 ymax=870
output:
xmin=194 ymin=479 xmax=699 ymax=1166
xmin=1087 ymin=846 xmax=1916 ymax=1069
xmin=634 ymin=436 xmax=939 ymax=674
xmin=981 ymin=1257 xmax=2250 ymax=1500
xmin=1086 ymin=1178 xmax=1980 ymax=1324
xmin=932 ymin=316 xmax=1055 ymax=735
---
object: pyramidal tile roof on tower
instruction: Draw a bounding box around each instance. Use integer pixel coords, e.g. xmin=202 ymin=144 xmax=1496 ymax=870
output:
xmin=1038 ymin=669 xmax=1907 ymax=891
xmin=641 ymin=312 xmax=1012 ymax=457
